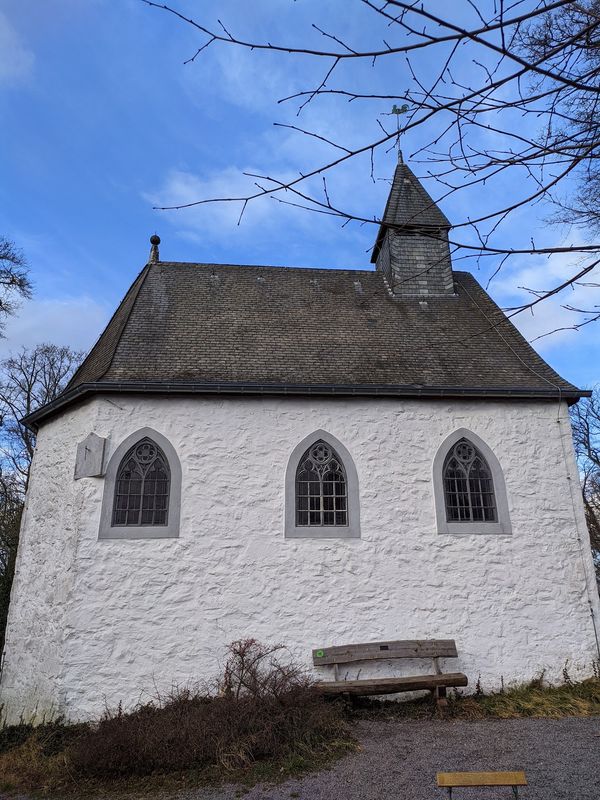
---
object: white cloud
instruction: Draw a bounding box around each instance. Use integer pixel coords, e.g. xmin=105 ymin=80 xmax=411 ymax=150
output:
xmin=489 ymin=239 xmax=600 ymax=354
xmin=145 ymin=165 xmax=320 ymax=241
xmin=0 ymin=11 xmax=34 ymax=88
xmin=0 ymin=297 xmax=109 ymax=358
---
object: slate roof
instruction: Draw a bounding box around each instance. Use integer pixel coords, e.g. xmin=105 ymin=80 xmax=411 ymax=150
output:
xmin=26 ymin=260 xmax=584 ymax=428
xmin=372 ymin=160 xmax=450 ymax=262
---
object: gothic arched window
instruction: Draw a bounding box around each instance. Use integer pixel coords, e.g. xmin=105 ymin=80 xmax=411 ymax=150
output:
xmin=443 ymin=438 xmax=497 ymax=523
xmin=112 ymin=437 xmax=170 ymax=526
xmin=285 ymin=430 xmax=360 ymax=538
xmin=296 ymin=440 xmax=348 ymax=527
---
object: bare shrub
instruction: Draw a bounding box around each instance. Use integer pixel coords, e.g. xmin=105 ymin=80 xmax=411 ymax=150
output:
xmin=220 ymin=638 xmax=312 ymax=699
xmin=68 ymin=640 xmax=349 ymax=779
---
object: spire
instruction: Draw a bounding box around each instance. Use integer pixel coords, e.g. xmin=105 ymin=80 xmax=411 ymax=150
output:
xmin=149 ymin=234 xmax=160 ymax=264
xmin=373 ymin=162 xmax=449 ymax=261
xmin=372 ymin=161 xmax=454 ymax=297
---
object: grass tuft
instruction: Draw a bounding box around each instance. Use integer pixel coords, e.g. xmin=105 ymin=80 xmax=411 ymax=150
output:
xmin=472 ymin=675 xmax=600 ymax=719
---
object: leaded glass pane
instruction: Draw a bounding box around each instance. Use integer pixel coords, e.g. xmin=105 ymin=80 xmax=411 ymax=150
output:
xmin=112 ymin=438 xmax=171 ymax=526
xmin=443 ymin=439 xmax=497 ymax=523
xmin=469 ymin=457 xmax=496 ymax=522
xmin=295 ymin=440 xmax=348 ymax=526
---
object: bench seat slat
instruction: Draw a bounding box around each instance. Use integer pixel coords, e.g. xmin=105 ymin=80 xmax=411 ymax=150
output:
xmin=313 ymin=639 xmax=458 ymax=665
xmin=316 ymin=672 xmax=468 ymax=696
xmin=437 ymin=772 xmax=527 ymax=787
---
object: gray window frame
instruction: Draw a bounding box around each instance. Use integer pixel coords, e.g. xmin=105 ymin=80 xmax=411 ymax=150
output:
xmin=433 ymin=428 xmax=512 ymax=535
xmin=99 ymin=427 xmax=182 ymax=540
xmin=285 ymin=430 xmax=360 ymax=539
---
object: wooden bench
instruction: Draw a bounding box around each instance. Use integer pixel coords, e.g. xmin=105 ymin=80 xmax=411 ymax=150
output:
xmin=437 ymin=771 xmax=527 ymax=799
xmin=312 ymin=639 xmax=467 ymax=706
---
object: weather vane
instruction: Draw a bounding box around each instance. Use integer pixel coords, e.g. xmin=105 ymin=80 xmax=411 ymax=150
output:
xmin=385 ymin=103 xmax=409 ymax=162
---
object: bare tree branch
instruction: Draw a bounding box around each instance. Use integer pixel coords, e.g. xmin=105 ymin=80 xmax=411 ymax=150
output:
xmin=143 ymin=0 xmax=600 ymax=340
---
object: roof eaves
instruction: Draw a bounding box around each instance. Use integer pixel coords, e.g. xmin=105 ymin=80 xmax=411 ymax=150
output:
xmin=23 ymin=380 xmax=590 ymax=431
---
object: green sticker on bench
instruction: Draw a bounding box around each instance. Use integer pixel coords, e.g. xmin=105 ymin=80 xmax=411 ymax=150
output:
xmin=315 ymin=649 xmax=325 ymax=658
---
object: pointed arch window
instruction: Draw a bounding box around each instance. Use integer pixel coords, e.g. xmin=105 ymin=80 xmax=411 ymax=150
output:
xmin=443 ymin=438 xmax=497 ymax=523
xmin=296 ymin=440 xmax=348 ymax=527
xmin=99 ymin=427 xmax=181 ymax=540
xmin=285 ymin=430 xmax=360 ymax=538
xmin=112 ymin=437 xmax=170 ymax=526
xmin=433 ymin=429 xmax=511 ymax=535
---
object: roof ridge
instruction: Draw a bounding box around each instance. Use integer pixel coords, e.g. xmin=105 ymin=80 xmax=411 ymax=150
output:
xmin=137 ymin=260 xmax=477 ymax=281
xmin=65 ymin=262 xmax=153 ymax=391
xmin=97 ymin=263 xmax=153 ymax=382
xmin=155 ymin=261 xmax=377 ymax=274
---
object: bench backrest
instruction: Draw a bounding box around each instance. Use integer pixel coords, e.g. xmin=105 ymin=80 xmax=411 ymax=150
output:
xmin=437 ymin=772 xmax=527 ymax=788
xmin=312 ymin=639 xmax=458 ymax=666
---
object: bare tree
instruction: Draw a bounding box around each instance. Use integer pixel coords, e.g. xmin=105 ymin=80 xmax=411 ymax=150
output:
xmin=0 ymin=236 xmax=31 ymax=333
xmin=142 ymin=0 xmax=600 ymax=336
xmin=0 ymin=344 xmax=84 ymax=494
xmin=518 ymin=2 xmax=600 ymax=234
xmin=570 ymin=388 xmax=600 ymax=579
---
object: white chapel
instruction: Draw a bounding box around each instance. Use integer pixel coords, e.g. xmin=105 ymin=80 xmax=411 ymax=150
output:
xmin=1 ymin=161 xmax=598 ymax=722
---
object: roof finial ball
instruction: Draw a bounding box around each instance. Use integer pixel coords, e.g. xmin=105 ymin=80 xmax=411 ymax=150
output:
xmin=149 ymin=234 xmax=161 ymax=264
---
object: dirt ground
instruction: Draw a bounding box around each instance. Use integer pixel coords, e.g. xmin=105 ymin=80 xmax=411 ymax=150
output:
xmin=173 ymin=716 xmax=600 ymax=800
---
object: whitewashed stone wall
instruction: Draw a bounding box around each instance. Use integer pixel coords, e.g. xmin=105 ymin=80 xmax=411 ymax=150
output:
xmin=2 ymin=395 xmax=599 ymax=722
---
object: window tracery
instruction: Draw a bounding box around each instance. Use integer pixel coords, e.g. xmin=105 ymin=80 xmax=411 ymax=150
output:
xmin=295 ymin=440 xmax=348 ymax=527
xmin=112 ymin=437 xmax=170 ymax=526
xmin=443 ymin=438 xmax=497 ymax=523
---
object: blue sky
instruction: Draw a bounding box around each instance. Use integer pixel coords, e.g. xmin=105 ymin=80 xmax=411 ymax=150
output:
xmin=1 ymin=0 xmax=599 ymax=387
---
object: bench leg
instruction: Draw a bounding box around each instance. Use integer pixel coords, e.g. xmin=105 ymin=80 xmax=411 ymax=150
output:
xmin=341 ymin=692 xmax=360 ymax=710
xmin=434 ymin=686 xmax=448 ymax=710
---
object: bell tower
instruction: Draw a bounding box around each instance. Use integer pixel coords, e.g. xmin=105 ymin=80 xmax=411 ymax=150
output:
xmin=372 ymin=156 xmax=454 ymax=297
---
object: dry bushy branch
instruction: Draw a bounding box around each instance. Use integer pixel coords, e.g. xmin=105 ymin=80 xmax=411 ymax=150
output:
xmin=69 ymin=639 xmax=347 ymax=778
xmin=220 ymin=639 xmax=312 ymax=700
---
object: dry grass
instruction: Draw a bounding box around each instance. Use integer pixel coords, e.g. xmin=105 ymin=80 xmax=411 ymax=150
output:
xmin=350 ymin=675 xmax=600 ymax=721
xmin=469 ymin=675 xmax=600 ymax=719
xmin=0 ymin=719 xmax=88 ymax=795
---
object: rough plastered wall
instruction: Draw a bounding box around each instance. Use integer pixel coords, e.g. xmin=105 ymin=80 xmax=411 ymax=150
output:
xmin=2 ymin=395 xmax=599 ymax=722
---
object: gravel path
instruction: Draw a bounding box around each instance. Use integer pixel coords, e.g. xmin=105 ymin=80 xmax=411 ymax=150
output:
xmin=176 ymin=717 xmax=600 ymax=800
